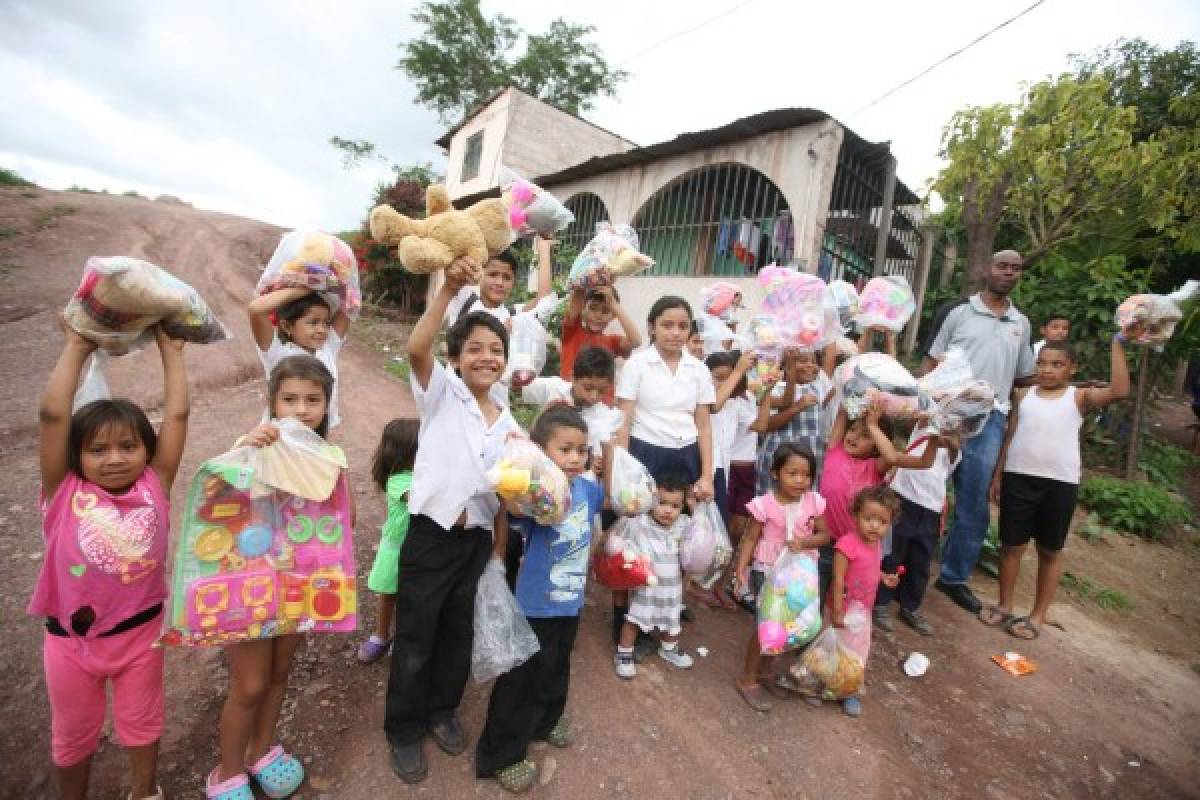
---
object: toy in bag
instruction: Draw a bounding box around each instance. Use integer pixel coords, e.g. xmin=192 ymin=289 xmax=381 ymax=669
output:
xmin=680 ymin=501 xmax=733 ymax=589
xmin=471 ymin=558 xmax=540 ymax=682
xmin=1115 ymin=294 xmax=1183 ymax=349
xmin=499 ymin=167 xmax=574 ymax=238
xmin=566 ymin=223 xmax=655 ymax=291
xmin=257 ymin=230 xmax=361 ymax=319
xmin=507 ymin=312 xmax=548 ymax=389
xmin=162 ymin=419 xmax=354 ymax=647
xmin=758 ymin=266 xmax=840 ymax=349
xmin=756 ymin=548 xmax=822 ymax=655
xmin=917 ymin=348 xmax=995 ymax=437
xmin=592 ymin=519 xmax=658 ymax=589
xmin=583 ymin=403 xmax=624 ymax=456
xmin=610 ymin=446 xmax=656 ymax=516
xmin=856 ymin=275 xmax=916 ymax=333
xmin=700 ymin=281 xmax=742 ymax=320
xmin=698 ymin=313 xmax=736 ymax=354
xmin=838 ymin=352 xmax=928 ymax=420
xmin=487 ymin=437 xmax=571 ymax=525
xmin=824 ymin=280 xmax=860 ymax=329
xmin=791 ymin=602 xmax=871 ymax=699
xmin=745 ymin=315 xmax=785 ymax=395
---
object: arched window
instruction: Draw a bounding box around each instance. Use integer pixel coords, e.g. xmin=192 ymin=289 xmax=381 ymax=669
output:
xmin=558 ymin=192 xmax=611 ymax=265
xmin=631 ymin=164 xmax=791 ymax=277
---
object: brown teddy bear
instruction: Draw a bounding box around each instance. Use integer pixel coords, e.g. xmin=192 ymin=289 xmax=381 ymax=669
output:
xmin=369 ymin=184 xmax=514 ymax=275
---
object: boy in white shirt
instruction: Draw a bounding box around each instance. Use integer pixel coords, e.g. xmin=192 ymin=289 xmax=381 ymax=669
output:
xmin=444 ymin=238 xmax=556 ymax=328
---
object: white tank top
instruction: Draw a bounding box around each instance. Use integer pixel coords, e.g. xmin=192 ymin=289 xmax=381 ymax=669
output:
xmin=1004 ymin=386 xmax=1083 ymax=484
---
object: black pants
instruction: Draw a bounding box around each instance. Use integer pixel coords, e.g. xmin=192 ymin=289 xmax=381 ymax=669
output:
xmin=504 ymin=518 xmax=524 ymax=593
xmin=474 ymin=615 xmax=579 ymax=776
xmin=875 ymin=496 xmax=939 ymax=612
xmin=384 ymin=514 xmax=493 ymax=746
xmin=817 ymin=544 xmax=835 ymax=608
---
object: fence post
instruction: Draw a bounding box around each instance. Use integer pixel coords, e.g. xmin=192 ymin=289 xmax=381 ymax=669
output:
xmin=1124 ymin=349 xmax=1150 ymax=480
xmin=871 ymin=153 xmax=897 ymax=277
xmin=938 ymin=240 xmax=957 ymax=287
xmin=903 ymin=225 xmax=937 ymax=355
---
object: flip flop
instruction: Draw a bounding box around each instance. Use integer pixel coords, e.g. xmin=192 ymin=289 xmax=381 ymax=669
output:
xmin=979 ymin=605 xmax=1014 ymax=627
xmin=1005 ymin=615 xmax=1040 ymax=640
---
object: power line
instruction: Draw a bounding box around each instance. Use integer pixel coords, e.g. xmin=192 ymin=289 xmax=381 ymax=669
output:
xmin=617 ymin=0 xmax=758 ymax=67
xmin=850 ymin=0 xmax=1048 ymax=117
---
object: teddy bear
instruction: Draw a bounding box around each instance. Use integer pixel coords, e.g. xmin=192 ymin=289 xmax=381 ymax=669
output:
xmin=369 ymin=184 xmax=514 ymax=275
xmin=276 ymin=231 xmax=354 ymax=290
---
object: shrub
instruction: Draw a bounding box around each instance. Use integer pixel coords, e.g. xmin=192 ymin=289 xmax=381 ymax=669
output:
xmin=1060 ymin=571 xmax=1132 ymax=612
xmin=0 ymin=167 xmax=34 ymax=187
xmin=1138 ymin=437 xmax=1200 ymax=485
xmin=1078 ymin=475 xmax=1189 ymax=539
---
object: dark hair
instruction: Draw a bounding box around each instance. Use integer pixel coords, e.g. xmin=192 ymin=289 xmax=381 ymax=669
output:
xmin=530 ymin=405 xmax=587 ymax=447
xmin=1039 ymin=340 xmax=1077 ymax=363
xmin=851 ymin=485 xmax=902 ymax=520
xmin=1041 ymin=313 xmax=1070 ymax=327
xmin=584 ymin=286 xmax=620 ymax=304
xmin=489 ymin=248 xmax=519 ymax=275
xmin=653 ymin=469 xmax=691 ymax=494
xmin=689 ymin=320 xmax=701 ymax=337
xmin=706 ymin=350 xmax=748 ymax=397
xmin=646 ymin=295 xmax=693 ymax=337
xmin=572 ymin=346 xmax=615 ymax=382
xmin=371 ymin=418 xmax=419 ymax=491
xmin=770 ymin=442 xmax=816 ymax=479
xmin=68 ymin=399 xmax=157 ymax=478
xmin=276 ymin=293 xmax=331 ymax=344
xmin=268 ymin=355 xmax=334 ymax=437
xmin=447 ymin=310 xmax=509 ymax=360
xmin=850 ymin=412 xmax=895 ymax=443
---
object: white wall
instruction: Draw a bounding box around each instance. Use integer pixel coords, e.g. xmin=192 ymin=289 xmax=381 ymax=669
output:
xmin=444 ymin=90 xmax=514 ymax=201
xmin=610 ymin=275 xmax=769 ymax=342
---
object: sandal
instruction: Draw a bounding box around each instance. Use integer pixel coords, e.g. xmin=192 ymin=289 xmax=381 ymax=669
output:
xmin=979 ymin=605 xmax=1014 ymax=627
xmin=206 ymin=769 xmax=254 ymax=800
xmin=495 ymin=760 xmax=537 ymax=793
xmin=248 ymin=745 xmax=305 ymax=798
xmin=737 ymin=683 xmax=773 ymax=712
xmin=356 ymin=635 xmax=392 ymax=663
xmin=1005 ymin=615 xmax=1040 ymax=640
xmin=543 ymin=716 xmax=573 ymax=748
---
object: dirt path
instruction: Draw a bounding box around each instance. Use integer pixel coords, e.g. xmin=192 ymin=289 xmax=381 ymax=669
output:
xmin=1 ymin=189 xmax=1197 ymax=799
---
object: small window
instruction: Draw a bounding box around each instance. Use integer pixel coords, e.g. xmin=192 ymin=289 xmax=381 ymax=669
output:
xmin=461 ymin=131 xmax=483 ymax=182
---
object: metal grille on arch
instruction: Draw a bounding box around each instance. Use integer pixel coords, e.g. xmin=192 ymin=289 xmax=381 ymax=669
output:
xmin=558 ymin=192 xmax=611 ymax=264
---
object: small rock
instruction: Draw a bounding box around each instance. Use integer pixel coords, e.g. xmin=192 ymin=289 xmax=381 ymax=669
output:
xmin=696 ymin=646 xmax=709 ymax=657
xmin=538 ymin=756 xmax=557 ymax=786
xmin=1004 ymin=710 xmax=1026 ymax=727
xmin=308 ymin=775 xmax=332 ymax=791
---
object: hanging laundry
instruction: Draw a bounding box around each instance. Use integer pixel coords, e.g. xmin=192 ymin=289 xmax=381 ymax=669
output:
xmin=773 ymin=210 xmax=794 ymax=263
xmin=716 ymin=220 xmax=734 ymax=257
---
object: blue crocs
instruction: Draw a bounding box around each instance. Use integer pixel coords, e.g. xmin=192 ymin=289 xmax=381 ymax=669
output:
xmin=248 ymin=745 xmax=305 ymax=798
xmin=205 ymin=768 xmax=254 ymax=800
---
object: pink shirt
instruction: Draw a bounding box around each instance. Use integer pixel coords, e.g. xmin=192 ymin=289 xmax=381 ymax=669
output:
xmin=835 ymin=531 xmax=882 ymax=610
xmin=819 ymin=443 xmax=885 ymax=542
xmin=745 ymin=490 xmax=826 ymax=570
xmin=28 ymin=469 xmax=170 ymax=638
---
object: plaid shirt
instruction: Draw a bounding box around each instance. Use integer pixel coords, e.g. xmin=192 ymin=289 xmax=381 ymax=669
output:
xmin=755 ymin=383 xmax=825 ymax=495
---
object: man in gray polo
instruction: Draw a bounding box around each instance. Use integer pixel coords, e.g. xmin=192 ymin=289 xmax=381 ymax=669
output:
xmin=922 ymin=250 xmax=1036 ymax=614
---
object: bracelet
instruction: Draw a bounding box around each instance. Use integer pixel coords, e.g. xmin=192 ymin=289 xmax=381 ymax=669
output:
xmin=1114 ymin=332 xmax=1127 ymax=344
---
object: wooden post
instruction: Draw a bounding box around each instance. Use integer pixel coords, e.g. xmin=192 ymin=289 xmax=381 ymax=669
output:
xmin=1124 ymin=349 xmax=1150 ymax=480
xmin=903 ymin=224 xmax=937 ymax=355
xmin=938 ymin=240 xmax=957 ymax=287
xmin=872 ymin=153 xmax=897 ymax=277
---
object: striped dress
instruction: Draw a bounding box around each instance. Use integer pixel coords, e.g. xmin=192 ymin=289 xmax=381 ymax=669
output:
xmin=625 ymin=513 xmax=689 ymax=635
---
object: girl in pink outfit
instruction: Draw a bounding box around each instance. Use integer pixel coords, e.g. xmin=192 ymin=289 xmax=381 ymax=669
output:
xmin=30 ymin=325 xmax=190 ymax=800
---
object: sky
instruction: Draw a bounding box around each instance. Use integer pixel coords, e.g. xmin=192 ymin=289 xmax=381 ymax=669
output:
xmin=2 ymin=0 xmax=1197 ymax=231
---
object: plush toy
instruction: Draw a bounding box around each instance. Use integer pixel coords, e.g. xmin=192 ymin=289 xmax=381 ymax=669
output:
xmin=369 ymin=184 xmax=515 ymax=275
xmin=257 ymin=230 xmax=361 ymax=318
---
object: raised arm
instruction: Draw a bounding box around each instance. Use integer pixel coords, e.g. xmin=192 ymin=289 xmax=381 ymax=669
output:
xmin=408 ymin=260 xmax=474 ymax=389
xmin=247 ymin=287 xmax=312 ymax=350
xmin=40 ymin=327 xmax=96 ymax=497
xmin=610 ymin=293 xmax=642 ymax=354
xmin=714 ymin=351 xmax=755 ymax=411
xmin=828 ymin=406 xmax=850 ymax=448
xmin=1079 ymin=335 xmax=1132 ymax=413
xmin=865 ymin=401 xmax=936 ymax=470
xmin=149 ymin=326 xmax=190 ymax=493
xmin=520 ymin=237 xmax=555 ymax=311
xmin=564 ymin=288 xmax=586 ymax=325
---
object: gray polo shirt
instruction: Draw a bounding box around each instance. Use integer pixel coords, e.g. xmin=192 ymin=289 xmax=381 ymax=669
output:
xmin=929 ymin=293 xmax=1035 ymax=413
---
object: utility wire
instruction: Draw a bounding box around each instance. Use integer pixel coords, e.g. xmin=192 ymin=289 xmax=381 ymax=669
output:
xmin=617 ymin=0 xmax=757 ymax=67
xmin=850 ymin=0 xmax=1048 ymax=117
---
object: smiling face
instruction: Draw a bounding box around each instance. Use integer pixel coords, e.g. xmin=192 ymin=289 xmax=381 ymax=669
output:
xmin=479 ymin=259 xmax=516 ymax=307
xmin=784 ymin=350 xmax=818 ymax=384
xmin=854 ymin=499 xmax=894 ymax=546
xmin=452 ymin=323 xmax=507 ymax=391
xmin=582 ymin=296 xmax=615 ymax=334
xmin=1035 ymin=346 xmax=1076 ymax=389
xmin=541 ymin=425 xmax=589 ymax=478
xmin=650 ymin=487 xmax=686 ymax=529
xmin=281 ymin=303 xmax=332 ymax=352
xmin=272 ymin=376 xmax=329 ymax=431
xmin=774 ymin=454 xmax=813 ymax=501
xmin=80 ymin=422 xmax=149 ymax=492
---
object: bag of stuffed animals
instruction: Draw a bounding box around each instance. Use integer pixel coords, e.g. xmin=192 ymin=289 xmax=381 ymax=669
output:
xmin=680 ymin=501 xmax=733 ymax=589
xmin=756 ymin=548 xmax=822 ymax=655
xmin=824 ymin=280 xmax=860 ymax=329
xmin=856 ymin=275 xmax=916 ymax=333
xmin=838 ymin=352 xmax=929 ymax=420
xmin=257 ymin=230 xmax=361 ymax=319
xmin=507 ymin=313 xmax=548 ymax=389
xmin=1115 ymin=293 xmax=1183 ymax=349
xmin=758 ymin=266 xmax=840 ymax=349
xmin=917 ymin=348 xmax=996 ymax=437
xmin=471 ymin=558 xmax=541 ymax=682
xmin=745 ymin=315 xmax=786 ymax=395
xmin=610 ymin=446 xmax=656 ymax=516
xmin=592 ymin=519 xmax=658 ymax=590
xmin=700 ymin=281 xmax=742 ymax=320
xmin=566 ymin=223 xmax=655 ymax=291
xmin=160 ymin=418 xmax=354 ymax=647
xmin=791 ymin=602 xmax=871 ymax=699
xmin=486 ymin=437 xmax=571 ymax=525
xmin=499 ymin=167 xmax=574 ymax=238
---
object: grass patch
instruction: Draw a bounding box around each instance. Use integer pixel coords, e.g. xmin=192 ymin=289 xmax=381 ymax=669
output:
xmin=0 ymin=226 xmax=19 ymax=240
xmin=122 ymin=190 xmax=144 ymax=199
xmin=0 ymin=167 xmax=34 ymax=187
xmin=1076 ymin=513 xmax=1113 ymax=544
xmin=1060 ymin=571 xmax=1133 ymax=613
xmin=32 ymin=203 xmax=77 ymax=231
xmin=1079 ymin=475 xmax=1190 ymax=540
xmin=67 ymin=185 xmax=108 ymax=194
xmin=384 ymin=356 xmax=411 ymax=383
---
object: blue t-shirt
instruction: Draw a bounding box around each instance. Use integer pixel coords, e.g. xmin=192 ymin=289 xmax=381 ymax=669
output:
xmin=514 ymin=476 xmax=604 ymax=618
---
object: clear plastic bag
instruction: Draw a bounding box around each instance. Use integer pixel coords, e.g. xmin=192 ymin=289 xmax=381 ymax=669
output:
xmin=745 ymin=315 xmax=785 ymax=395
xmin=1115 ymin=293 xmax=1183 ymax=348
xmin=680 ymin=501 xmax=733 ymax=589
xmin=758 ymin=266 xmax=840 ymax=349
xmin=700 ymin=281 xmax=742 ymax=319
xmin=583 ymin=403 xmax=624 ymax=455
xmin=64 ymin=256 xmax=230 ymax=355
xmin=856 ymin=275 xmax=915 ymax=333
xmin=507 ymin=313 xmax=548 ymax=389
xmin=72 ymin=351 xmax=112 ymax=411
xmin=609 ymin=446 xmax=657 ymax=516
xmin=257 ymin=230 xmax=362 ymax=320
xmin=593 ymin=519 xmax=658 ymax=589
xmin=471 ymin=559 xmax=540 ymax=683
xmin=486 ymin=437 xmax=571 ymax=525
xmin=697 ymin=313 xmax=735 ymax=355
xmin=838 ymin=353 xmax=926 ymax=419
xmin=792 ymin=602 xmax=871 ymax=699
xmin=566 ymin=223 xmax=654 ymax=291
xmin=499 ymin=168 xmax=575 ymax=237
xmin=756 ymin=548 xmax=822 ymax=655
xmin=918 ymin=350 xmax=995 ymax=436
xmin=824 ymin=280 xmax=860 ymax=329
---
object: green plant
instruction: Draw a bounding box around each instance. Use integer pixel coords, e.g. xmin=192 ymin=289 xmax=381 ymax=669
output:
xmin=978 ymin=521 xmax=1001 ymax=578
xmin=0 ymin=226 xmax=19 ymax=240
xmin=1060 ymin=571 xmax=1132 ymax=612
xmin=385 ymin=356 xmax=411 ymax=383
xmin=1076 ymin=512 xmax=1112 ymax=544
xmin=510 ymin=399 xmax=538 ymax=431
xmin=66 ymin=185 xmax=106 ymax=194
xmin=32 ymin=204 xmax=77 ymax=232
xmin=1078 ymin=475 xmax=1190 ymax=539
xmin=122 ymin=190 xmax=144 ymax=198
xmin=1138 ymin=437 xmax=1200 ymax=484
xmin=0 ymin=167 xmax=34 ymax=187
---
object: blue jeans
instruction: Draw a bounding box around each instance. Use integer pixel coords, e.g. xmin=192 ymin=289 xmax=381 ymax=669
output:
xmin=938 ymin=410 xmax=1007 ymax=586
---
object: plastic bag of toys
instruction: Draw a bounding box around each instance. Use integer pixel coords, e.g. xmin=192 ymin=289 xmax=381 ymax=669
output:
xmin=471 ymin=558 xmax=541 ymax=682
xmin=824 ymin=280 xmax=860 ymax=329
xmin=838 ymin=352 xmax=928 ymax=420
xmin=507 ymin=312 xmax=548 ymax=389
xmin=792 ymin=602 xmax=871 ymax=699
xmin=700 ymin=281 xmax=742 ymax=320
xmin=758 ymin=266 xmax=840 ymax=349
xmin=1115 ymin=293 xmax=1183 ymax=349
xmin=257 ymin=229 xmax=361 ymax=320
xmin=161 ymin=419 xmax=354 ymax=647
xmin=499 ymin=168 xmax=574 ymax=238
xmin=566 ymin=223 xmax=655 ymax=291
xmin=583 ymin=403 xmax=624 ymax=456
xmin=756 ymin=548 xmax=822 ymax=655
xmin=680 ymin=501 xmax=733 ymax=589
xmin=918 ymin=349 xmax=995 ymax=437
xmin=745 ymin=315 xmax=786 ymax=395
xmin=592 ymin=519 xmax=658 ymax=590
xmin=856 ymin=275 xmax=915 ymax=333
xmin=486 ymin=436 xmax=571 ymax=526
xmin=610 ymin=446 xmax=656 ymax=516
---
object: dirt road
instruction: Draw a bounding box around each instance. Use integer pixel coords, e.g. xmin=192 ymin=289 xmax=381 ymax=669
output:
xmin=1 ymin=188 xmax=1197 ymax=799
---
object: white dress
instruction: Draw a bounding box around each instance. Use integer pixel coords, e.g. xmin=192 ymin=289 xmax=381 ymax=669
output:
xmin=625 ymin=513 xmax=689 ymax=635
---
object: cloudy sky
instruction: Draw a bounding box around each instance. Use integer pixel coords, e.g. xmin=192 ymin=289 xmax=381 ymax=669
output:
xmin=2 ymin=0 xmax=1197 ymax=231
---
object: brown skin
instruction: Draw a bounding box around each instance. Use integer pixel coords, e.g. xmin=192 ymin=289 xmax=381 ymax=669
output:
xmin=618 ymin=488 xmax=688 ymax=650
xmin=749 ymin=351 xmax=819 ymax=435
xmin=829 ymin=500 xmax=899 ymax=628
xmin=828 ymin=402 xmax=939 ymax=473
xmin=564 ymin=283 xmax=641 ymax=355
xmin=1040 ymin=319 xmax=1070 ymax=343
xmin=248 ymin=287 xmax=351 ymax=352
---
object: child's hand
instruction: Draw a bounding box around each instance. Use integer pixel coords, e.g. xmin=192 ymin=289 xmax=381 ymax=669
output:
xmin=693 ymin=475 xmax=714 ymax=502
xmin=865 ymin=395 xmax=884 ymax=425
xmin=736 ymin=567 xmax=750 ymax=594
xmin=881 ymin=572 xmax=901 ymax=589
xmin=60 ymin=318 xmax=97 ymax=354
xmin=590 ymin=449 xmax=605 ymax=476
xmin=792 ymin=394 xmax=817 ymax=412
xmin=242 ymin=423 xmax=280 ymax=448
xmin=787 ymin=537 xmax=808 ymax=554
xmin=153 ymin=324 xmax=186 ymax=353
xmin=735 ymin=350 xmax=757 ymax=373
xmin=444 ymin=256 xmax=480 ymax=291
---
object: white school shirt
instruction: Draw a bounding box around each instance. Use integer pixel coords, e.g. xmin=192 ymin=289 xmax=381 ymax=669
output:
xmin=258 ymin=330 xmax=343 ymax=429
xmin=520 ymin=377 xmax=622 ymax=454
xmin=409 ymin=360 xmax=517 ymax=530
xmin=616 ymin=346 xmax=715 ymax=448
xmin=443 ymin=285 xmax=512 ymax=327
xmin=726 ymin=394 xmax=760 ymax=463
xmin=712 ymin=394 xmax=757 ymax=475
xmin=890 ymin=432 xmax=961 ymax=513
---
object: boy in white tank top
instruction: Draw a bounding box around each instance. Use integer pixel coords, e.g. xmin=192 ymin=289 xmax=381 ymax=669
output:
xmin=980 ymin=336 xmax=1131 ymax=640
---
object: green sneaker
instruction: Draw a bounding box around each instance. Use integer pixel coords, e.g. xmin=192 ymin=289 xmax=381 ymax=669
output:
xmin=495 ymin=760 xmax=537 ymax=794
xmin=544 ymin=716 xmax=573 ymax=748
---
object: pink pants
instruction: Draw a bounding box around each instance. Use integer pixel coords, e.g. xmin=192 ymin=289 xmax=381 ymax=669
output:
xmin=43 ymin=617 xmax=165 ymax=767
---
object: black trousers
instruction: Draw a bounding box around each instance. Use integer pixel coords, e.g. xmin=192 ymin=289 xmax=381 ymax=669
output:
xmin=474 ymin=615 xmax=580 ymax=777
xmin=504 ymin=518 xmax=524 ymax=593
xmin=384 ymin=514 xmax=493 ymax=746
xmin=875 ymin=496 xmax=940 ymax=612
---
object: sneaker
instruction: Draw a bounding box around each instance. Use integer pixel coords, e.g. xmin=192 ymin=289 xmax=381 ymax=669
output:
xmin=543 ymin=716 xmax=572 ymax=748
xmin=614 ymin=650 xmax=636 ymax=679
xmin=841 ymin=696 xmax=863 ymax=717
xmin=357 ymin=636 xmax=391 ymax=663
xmin=389 ymin=740 xmax=428 ymax=784
xmin=872 ymin=605 xmax=894 ymax=632
xmin=899 ymin=607 xmax=934 ymax=636
xmin=934 ymin=579 xmax=982 ymax=614
xmin=658 ymin=645 xmax=694 ymax=669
